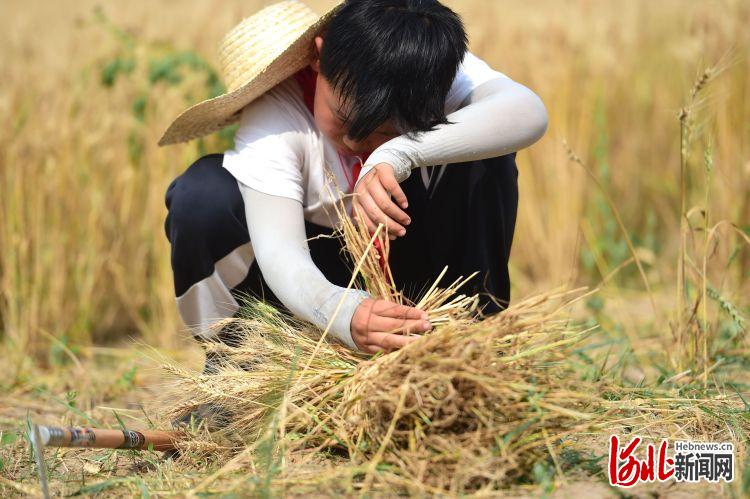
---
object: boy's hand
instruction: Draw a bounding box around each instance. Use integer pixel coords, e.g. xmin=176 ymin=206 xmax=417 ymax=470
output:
xmin=353 ymin=163 xmax=410 ymax=240
xmin=351 ymin=298 xmax=431 ymax=353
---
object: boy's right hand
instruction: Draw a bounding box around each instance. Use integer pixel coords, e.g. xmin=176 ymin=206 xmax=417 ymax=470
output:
xmin=351 ymin=298 xmax=431 ymax=353
xmin=353 ymin=163 xmax=411 ymax=241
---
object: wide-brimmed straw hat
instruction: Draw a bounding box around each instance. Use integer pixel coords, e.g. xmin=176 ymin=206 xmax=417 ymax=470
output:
xmin=158 ymin=0 xmax=341 ymax=146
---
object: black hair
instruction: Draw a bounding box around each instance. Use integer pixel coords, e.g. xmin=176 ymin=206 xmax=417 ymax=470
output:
xmin=319 ymin=0 xmax=468 ymax=141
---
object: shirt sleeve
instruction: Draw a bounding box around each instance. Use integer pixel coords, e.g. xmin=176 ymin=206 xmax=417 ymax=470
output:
xmin=238 ymin=181 xmax=370 ymax=351
xmin=222 ymin=90 xmax=307 ymax=203
xmin=443 ymin=51 xmax=510 ymax=114
xmin=355 ymin=51 xmax=548 ymax=187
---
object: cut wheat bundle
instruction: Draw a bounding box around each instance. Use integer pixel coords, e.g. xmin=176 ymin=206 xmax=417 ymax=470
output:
xmin=164 ymin=290 xmax=606 ymax=491
xmin=162 ymin=191 xmax=616 ymax=492
xmin=332 ymin=193 xmax=482 ymax=325
xmin=162 ymin=192 xmax=747 ymax=493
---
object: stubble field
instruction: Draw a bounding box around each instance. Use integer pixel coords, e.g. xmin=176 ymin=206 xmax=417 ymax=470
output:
xmin=1 ymin=0 xmax=748 ymax=496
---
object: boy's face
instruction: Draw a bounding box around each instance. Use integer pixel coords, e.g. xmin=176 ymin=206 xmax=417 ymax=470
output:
xmin=311 ymin=36 xmax=400 ymax=156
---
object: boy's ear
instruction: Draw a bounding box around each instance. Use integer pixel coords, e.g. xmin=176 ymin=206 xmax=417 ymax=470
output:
xmin=311 ymin=36 xmax=323 ymax=72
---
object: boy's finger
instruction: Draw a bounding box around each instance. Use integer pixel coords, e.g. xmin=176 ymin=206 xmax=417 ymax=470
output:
xmin=369 ymin=332 xmax=418 ymax=351
xmin=375 ymin=301 xmax=429 ymax=321
xmin=353 ymin=197 xmax=377 ymax=233
xmin=369 ymin=181 xmax=410 ymax=226
xmin=370 ymin=316 xmax=430 ymax=335
xmin=358 ymin=208 xmax=377 ymax=235
xmin=380 ymin=171 xmax=409 ymax=209
xmin=359 ymin=192 xmax=406 ymax=237
xmin=364 ymin=344 xmax=385 ymax=354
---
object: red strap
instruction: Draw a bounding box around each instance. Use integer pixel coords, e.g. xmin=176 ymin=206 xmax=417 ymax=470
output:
xmin=293 ymin=66 xmax=317 ymax=117
xmin=293 ymin=67 xmax=390 ymax=280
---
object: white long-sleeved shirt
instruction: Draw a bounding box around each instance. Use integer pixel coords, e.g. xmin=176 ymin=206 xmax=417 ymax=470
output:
xmin=226 ymin=52 xmax=548 ymax=350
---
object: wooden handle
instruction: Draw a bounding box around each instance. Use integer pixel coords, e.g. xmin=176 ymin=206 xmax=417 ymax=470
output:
xmin=37 ymin=426 xmax=182 ymax=452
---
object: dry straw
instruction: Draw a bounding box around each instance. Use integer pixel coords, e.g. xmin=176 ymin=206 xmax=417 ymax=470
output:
xmin=332 ymin=192 xmax=481 ymax=326
xmin=162 ymin=192 xmax=748 ymax=494
xmin=165 ymin=287 xmax=605 ymax=492
xmin=163 ymin=195 xmax=610 ymax=492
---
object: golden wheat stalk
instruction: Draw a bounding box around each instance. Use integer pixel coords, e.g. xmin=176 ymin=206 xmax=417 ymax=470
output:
xmin=331 ymin=191 xmax=480 ymax=328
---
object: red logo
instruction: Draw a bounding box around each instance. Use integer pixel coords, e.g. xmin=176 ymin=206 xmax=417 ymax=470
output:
xmin=608 ymin=435 xmax=675 ymax=487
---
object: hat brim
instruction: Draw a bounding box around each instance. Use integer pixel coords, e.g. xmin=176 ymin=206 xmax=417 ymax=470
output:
xmin=158 ymin=4 xmax=341 ymax=146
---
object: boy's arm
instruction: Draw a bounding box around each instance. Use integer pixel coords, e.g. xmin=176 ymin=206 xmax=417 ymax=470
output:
xmin=356 ymin=76 xmax=548 ymax=186
xmin=239 ymin=181 xmax=428 ymax=352
xmin=239 ymin=180 xmax=367 ymax=350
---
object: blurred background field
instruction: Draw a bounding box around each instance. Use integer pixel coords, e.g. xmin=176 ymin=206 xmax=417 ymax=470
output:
xmin=0 ymin=0 xmax=750 ymax=364
xmin=1 ymin=0 xmax=747 ymax=359
xmin=0 ymin=0 xmax=749 ymax=494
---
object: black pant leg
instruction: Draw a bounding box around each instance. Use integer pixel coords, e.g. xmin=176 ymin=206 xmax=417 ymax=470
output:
xmin=164 ymin=153 xmax=355 ymax=327
xmin=164 ymin=153 xmax=251 ymax=298
xmin=387 ymin=154 xmax=519 ymax=315
xmin=231 ymin=219 xmax=354 ymax=308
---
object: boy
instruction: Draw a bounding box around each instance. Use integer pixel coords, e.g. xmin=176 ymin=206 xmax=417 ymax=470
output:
xmin=161 ymin=0 xmax=547 ymax=362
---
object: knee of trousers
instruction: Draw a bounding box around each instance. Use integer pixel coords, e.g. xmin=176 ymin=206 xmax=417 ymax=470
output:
xmin=165 ymin=154 xmax=248 ymax=245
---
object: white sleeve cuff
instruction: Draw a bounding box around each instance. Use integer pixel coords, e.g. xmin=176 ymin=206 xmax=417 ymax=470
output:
xmin=356 ymin=148 xmax=414 ymax=191
xmin=314 ymin=288 xmax=370 ymax=351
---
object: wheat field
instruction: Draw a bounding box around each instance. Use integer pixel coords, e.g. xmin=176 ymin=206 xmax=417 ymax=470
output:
xmin=0 ymin=0 xmax=749 ymax=495
xmin=1 ymin=0 xmax=747 ymax=356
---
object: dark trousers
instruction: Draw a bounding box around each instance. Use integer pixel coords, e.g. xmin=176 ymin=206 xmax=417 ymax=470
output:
xmin=164 ymin=153 xmax=518 ymax=337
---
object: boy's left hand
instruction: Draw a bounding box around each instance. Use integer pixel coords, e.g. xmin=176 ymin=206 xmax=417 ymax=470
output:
xmin=353 ymin=163 xmax=411 ymax=240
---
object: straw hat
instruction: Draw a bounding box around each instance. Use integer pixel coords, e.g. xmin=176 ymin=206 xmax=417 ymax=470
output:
xmin=158 ymin=0 xmax=342 ymax=146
